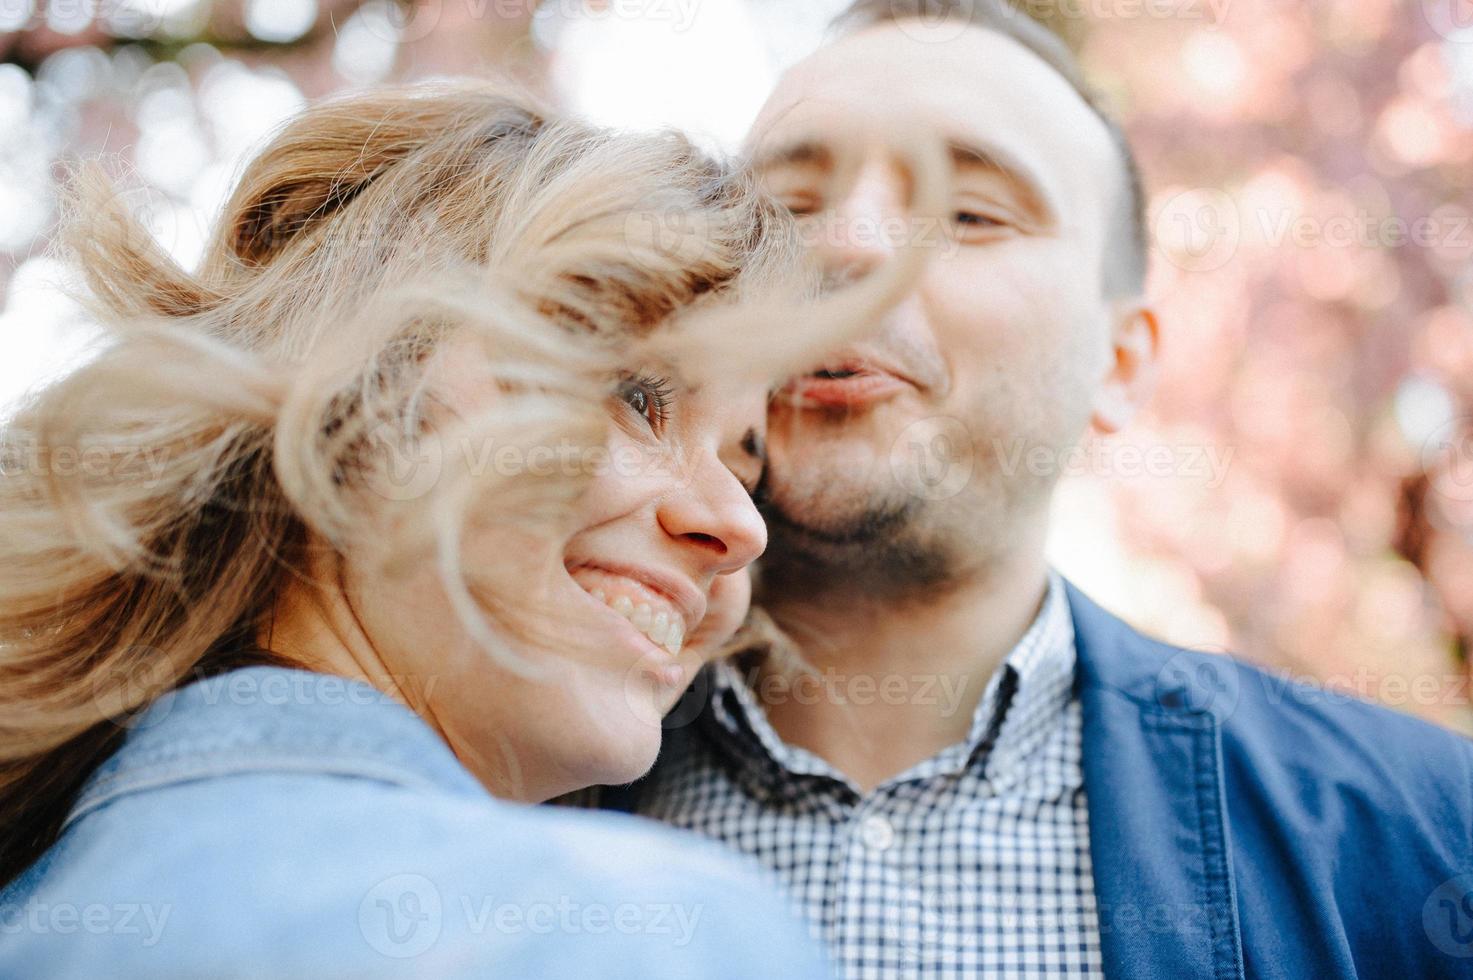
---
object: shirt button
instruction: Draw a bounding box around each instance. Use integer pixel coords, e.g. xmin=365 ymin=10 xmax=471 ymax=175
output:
xmin=859 ymin=814 xmax=896 ymax=851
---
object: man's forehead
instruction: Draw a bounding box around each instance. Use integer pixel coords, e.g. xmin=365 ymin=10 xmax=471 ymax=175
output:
xmin=747 ymin=22 xmax=1117 ymax=195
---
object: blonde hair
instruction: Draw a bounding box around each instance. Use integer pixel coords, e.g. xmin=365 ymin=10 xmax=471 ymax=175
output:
xmin=0 ymin=78 xmax=945 ymax=882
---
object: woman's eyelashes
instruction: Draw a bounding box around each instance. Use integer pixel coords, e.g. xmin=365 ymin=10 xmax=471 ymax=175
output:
xmin=614 ymin=373 xmax=675 ymax=433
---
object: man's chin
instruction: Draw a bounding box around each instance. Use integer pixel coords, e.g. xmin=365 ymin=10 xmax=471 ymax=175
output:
xmin=758 ymin=491 xmax=957 ymax=601
xmin=767 ymin=431 xmax=897 ymax=503
xmin=761 ymin=488 xmax=917 ymax=548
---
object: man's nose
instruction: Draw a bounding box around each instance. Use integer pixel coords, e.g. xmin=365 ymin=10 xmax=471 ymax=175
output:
xmin=815 ymin=160 xmax=908 ymax=284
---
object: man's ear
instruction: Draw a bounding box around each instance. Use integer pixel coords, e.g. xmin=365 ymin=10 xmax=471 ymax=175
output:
xmin=1090 ymin=300 xmax=1160 ymax=435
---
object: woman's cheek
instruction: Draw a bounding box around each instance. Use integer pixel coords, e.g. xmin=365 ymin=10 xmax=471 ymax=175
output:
xmin=685 ymin=568 xmax=752 ymax=665
xmin=577 ymin=426 xmax=665 ymax=524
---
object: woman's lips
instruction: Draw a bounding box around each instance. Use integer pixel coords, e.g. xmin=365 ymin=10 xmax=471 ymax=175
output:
xmin=563 ymin=566 xmax=688 ymax=692
xmin=565 ymin=563 xmax=695 ymax=657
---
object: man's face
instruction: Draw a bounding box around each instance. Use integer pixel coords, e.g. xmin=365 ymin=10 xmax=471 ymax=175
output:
xmin=749 ymin=21 xmax=1137 ymax=595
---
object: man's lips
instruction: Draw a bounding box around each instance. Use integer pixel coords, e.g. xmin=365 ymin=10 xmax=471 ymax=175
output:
xmin=779 ymin=359 xmax=914 ymax=409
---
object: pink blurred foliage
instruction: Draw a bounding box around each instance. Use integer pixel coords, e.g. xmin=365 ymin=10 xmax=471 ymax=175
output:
xmin=1083 ymin=0 xmax=1473 ymax=732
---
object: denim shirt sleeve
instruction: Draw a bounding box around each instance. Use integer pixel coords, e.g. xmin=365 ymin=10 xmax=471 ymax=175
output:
xmin=2 ymin=778 xmax=830 ymax=978
xmin=0 ymin=667 xmax=831 ymax=979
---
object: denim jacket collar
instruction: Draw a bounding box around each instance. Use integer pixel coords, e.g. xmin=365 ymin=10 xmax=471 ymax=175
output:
xmin=64 ymin=666 xmax=487 ymax=835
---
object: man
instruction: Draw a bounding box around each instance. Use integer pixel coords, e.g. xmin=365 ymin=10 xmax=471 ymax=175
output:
xmin=588 ymin=2 xmax=1473 ymax=976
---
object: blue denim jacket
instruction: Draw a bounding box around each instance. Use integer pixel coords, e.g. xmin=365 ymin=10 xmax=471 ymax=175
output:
xmin=0 ymin=666 xmax=829 ymax=979
xmin=1063 ymin=582 xmax=1473 ymax=978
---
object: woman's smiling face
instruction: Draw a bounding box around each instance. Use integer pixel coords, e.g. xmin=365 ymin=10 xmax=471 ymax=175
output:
xmin=566 ymin=367 xmax=768 ymax=674
xmin=343 ymin=353 xmax=770 ymax=803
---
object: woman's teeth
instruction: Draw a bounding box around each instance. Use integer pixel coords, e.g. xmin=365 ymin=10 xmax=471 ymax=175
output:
xmin=592 ymin=590 xmax=685 ymax=656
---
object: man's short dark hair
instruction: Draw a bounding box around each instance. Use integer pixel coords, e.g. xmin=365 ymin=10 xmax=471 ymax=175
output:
xmin=832 ymin=0 xmax=1148 ymax=296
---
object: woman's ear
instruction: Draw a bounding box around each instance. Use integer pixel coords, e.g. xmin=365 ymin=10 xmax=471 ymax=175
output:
xmin=1091 ymin=300 xmax=1161 ymax=435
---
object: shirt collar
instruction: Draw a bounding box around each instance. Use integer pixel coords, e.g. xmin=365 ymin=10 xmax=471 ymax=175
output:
xmin=702 ymin=571 xmax=1078 ymax=795
xmin=64 ymin=665 xmax=487 ymax=833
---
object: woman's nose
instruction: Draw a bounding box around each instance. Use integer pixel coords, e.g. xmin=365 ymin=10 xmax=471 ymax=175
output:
xmin=656 ymin=460 xmax=767 ymax=575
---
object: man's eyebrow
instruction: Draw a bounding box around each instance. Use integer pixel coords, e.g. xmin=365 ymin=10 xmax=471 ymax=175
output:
xmin=753 ymin=140 xmax=833 ymax=172
xmin=755 ymin=134 xmax=1057 ymax=224
xmin=947 ymin=139 xmax=1055 ymax=221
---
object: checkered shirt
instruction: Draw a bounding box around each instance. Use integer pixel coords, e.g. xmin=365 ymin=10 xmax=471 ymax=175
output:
xmin=582 ymin=572 xmax=1103 ymax=979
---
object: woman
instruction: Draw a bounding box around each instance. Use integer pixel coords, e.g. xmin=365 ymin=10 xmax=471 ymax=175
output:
xmin=0 ymin=81 xmax=937 ymax=976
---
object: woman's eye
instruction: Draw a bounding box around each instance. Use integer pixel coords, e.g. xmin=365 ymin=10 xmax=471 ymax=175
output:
xmin=615 ymin=374 xmax=673 ymax=432
xmin=620 ymin=382 xmax=649 ymax=417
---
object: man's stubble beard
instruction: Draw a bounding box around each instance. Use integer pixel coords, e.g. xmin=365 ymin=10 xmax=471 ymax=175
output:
xmin=757 ymin=448 xmax=1046 ymax=606
xmin=755 ymin=362 xmax=1093 ymax=607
